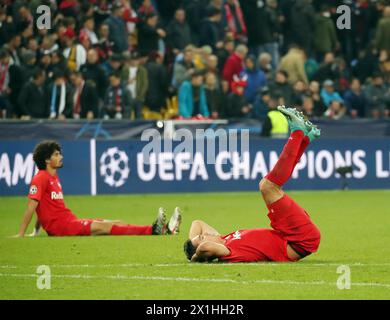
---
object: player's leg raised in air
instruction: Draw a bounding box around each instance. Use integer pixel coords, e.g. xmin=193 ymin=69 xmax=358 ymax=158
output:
xmin=259 ymin=106 xmax=321 ymax=260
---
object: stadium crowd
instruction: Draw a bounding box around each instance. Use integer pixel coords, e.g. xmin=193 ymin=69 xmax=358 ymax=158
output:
xmin=0 ymin=0 xmax=390 ymax=125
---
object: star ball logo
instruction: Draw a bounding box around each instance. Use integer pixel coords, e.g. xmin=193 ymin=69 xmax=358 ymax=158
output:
xmin=100 ymin=147 xmax=130 ymax=188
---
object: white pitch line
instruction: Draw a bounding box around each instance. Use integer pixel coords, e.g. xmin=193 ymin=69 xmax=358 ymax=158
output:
xmin=0 ymin=273 xmax=390 ymax=289
xmin=1 ymin=262 xmax=390 ymax=269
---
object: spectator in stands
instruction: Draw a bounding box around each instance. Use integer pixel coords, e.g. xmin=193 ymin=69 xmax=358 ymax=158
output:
xmin=264 ymin=0 xmax=282 ymax=70
xmin=0 ymin=7 xmax=13 ymax=47
xmin=222 ymin=44 xmax=248 ymax=89
xmin=269 ymin=70 xmax=294 ymax=106
xmin=184 ymin=0 xmax=209 ymax=45
xmin=102 ymin=53 xmax=124 ymax=77
xmin=375 ymin=6 xmax=390 ymax=53
xmin=321 ymin=79 xmax=344 ymax=108
xmin=178 ymin=70 xmax=209 ymax=119
xmin=215 ymin=36 xmax=235 ymax=73
xmin=289 ymin=0 xmax=315 ymax=56
xmin=240 ymin=0 xmax=272 ymax=59
xmin=308 ymin=80 xmax=327 ymax=117
xmin=205 ymin=54 xmax=219 ymax=76
xmin=0 ymin=49 xmax=10 ymax=118
xmin=279 ymin=44 xmax=308 ymax=85
xmin=205 ymin=71 xmax=222 ymax=119
xmin=313 ymin=4 xmax=339 ymax=62
xmin=324 ymin=99 xmax=347 ymax=120
xmin=301 ymin=94 xmax=315 ymax=119
xmin=39 ymin=51 xmax=53 ymax=80
xmin=80 ymin=49 xmax=108 ymax=101
xmin=172 ymin=45 xmax=195 ymax=89
xmin=364 ymin=72 xmax=390 ymax=119
xmin=50 ymin=50 xmax=69 ymax=77
xmin=145 ymin=51 xmax=169 ymax=113
xmin=199 ymin=6 xmax=224 ymax=50
xmin=312 ymin=52 xmax=338 ymax=84
xmin=21 ymin=50 xmax=38 ymax=83
xmin=18 ymin=68 xmax=47 ymax=119
xmin=5 ymin=34 xmax=22 ymax=67
xmin=258 ymin=52 xmax=274 ymax=82
xmin=122 ymin=51 xmax=149 ymax=119
xmin=47 ymin=69 xmax=73 ymax=120
xmin=166 ymin=8 xmax=192 ymax=54
xmin=137 ymin=0 xmax=157 ymax=21
xmin=104 ymin=3 xmax=129 ymax=54
xmin=61 ymin=28 xmax=87 ymax=72
xmin=352 ymin=46 xmax=381 ymax=84
xmin=96 ymin=23 xmax=114 ymax=61
xmin=252 ymin=86 xmax=273 ymax=121
xmin=223 ymin=0 xmax=247 ymax=42
xmin=292 ymin=80 xmax=307 ymax=105
xmin=223 ymin=75 xmax=251 ymax=118
xmin=69 ymin=71 xmax=99 ymax=119
xmin=79 ymin=16 xmax=99 ymax=48
xmin=261 ymin=93 xmax=289 ymax=138
xmin=241 ymin=55 xmax=267 ymax=105
xmin=344 ymin=78 xmax=369 ymax=118
xmin=137 ymin=12 xmax=166 ymax=57
xmin=103 ymin=71 xmax=132 ymax=119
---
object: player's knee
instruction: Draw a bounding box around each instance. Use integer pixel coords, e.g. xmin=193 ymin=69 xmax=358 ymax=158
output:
xmin=259 ymin=178 xmax=273 ymax=194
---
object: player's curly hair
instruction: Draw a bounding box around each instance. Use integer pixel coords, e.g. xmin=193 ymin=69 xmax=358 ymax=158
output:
xmin=183 ymin=239 xmax=196 ymax=261
xmin=33 ymin=141 xmax=62 ymax=170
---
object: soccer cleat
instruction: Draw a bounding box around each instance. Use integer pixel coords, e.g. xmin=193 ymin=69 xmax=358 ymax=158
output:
xmin=306 ymin=124 xmax=321 ymax=143
xmin=277 ymin=105 xmax=309 ymax=134
xmin=167 ymin=207 xmax=182 ymax=235
xmin=152 ymin=207 xmax=168 ymax=235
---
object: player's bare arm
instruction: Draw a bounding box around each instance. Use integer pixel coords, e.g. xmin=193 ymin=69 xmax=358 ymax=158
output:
xmin=191 ymin=241 xmax=230 ymax=262
xmin=13 ymin=199 xmax=39 ymax=238
xmin=189 ymin=220 xmax=220 ymax=239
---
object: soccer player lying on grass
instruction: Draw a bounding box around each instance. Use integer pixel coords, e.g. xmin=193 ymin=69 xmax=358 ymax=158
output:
xmin=13 ymin=141 xmax=182 ymax=238
xmin=184 ymin=106 xmax=321 ymax=263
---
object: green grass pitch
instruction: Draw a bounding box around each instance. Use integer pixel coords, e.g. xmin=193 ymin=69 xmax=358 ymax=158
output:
xmin=1 ymin=190 xmax=390 ymax=300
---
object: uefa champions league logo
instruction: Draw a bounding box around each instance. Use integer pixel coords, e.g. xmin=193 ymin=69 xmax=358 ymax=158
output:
xmin=99 ymin=147 xmax=130 ymax=188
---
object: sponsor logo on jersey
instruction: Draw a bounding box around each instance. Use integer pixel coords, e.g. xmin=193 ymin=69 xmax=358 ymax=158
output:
xmin=51 ymin=191 xmax=64 ymax=200
xmin=29 ymin=185 xmax=38 ymax=195
xmin=232 ymin=231 xmax=241 ymax=240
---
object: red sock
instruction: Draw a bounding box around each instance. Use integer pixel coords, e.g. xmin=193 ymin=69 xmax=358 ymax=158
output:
xmin=294 ymin=135 xmax=310 ymax=166
xmin=266 ymin=130 xmax=305 ymax=187
xmin=110 ymin=224 xmax=153 ymax=236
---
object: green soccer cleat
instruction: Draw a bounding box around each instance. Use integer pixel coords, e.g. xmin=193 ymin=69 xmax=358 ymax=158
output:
xmin=277 ymin=105 xmax=309 ymax=134
xmin=305 ymin=120 xmax=321 ymax=143
xmin=167 ymin=207 xmax=182 ymax=235
xmin=152 ymin=207 xmax=168 ymax=235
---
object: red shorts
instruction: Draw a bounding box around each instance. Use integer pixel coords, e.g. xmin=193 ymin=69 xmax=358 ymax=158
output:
xmin=46 ymin=219 xmax=102 ymax=236
xmin=267 ymin=194 xmax=321 ymax=257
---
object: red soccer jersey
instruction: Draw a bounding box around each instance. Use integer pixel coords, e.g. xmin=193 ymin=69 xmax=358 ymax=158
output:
xmin=219 ymin=229 xmax=292 ymax=263
xmin=28 ymin=170 xmax=77 ymax=232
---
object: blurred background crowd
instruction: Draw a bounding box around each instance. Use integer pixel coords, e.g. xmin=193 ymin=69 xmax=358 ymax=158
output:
xmin=1 ymin=0 xmax=390 ymax=126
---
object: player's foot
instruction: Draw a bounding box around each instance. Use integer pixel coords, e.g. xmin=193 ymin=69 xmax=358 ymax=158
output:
xmin=304 ymin=120 xmax=321 ymax=143
xmin=277 ymin=105 xmax=308 ymax=134
xmin=152 ymin=207 xmax=168 ymax=235
xmin=167 ymin=207 xmax=182 ymax=235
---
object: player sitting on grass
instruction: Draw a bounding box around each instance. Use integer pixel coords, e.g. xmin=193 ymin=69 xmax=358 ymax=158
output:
xmin=13 ymin=141 xmax=182 ymax=237
xmin=184 ymin=106 xmax=321 ymax=263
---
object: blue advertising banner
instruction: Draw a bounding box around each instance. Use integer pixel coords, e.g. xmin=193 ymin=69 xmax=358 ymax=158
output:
xmin=0 ymin=141 xmax=91 ymax=196
xmin=1 ymin=138 xmax=390 ymax=196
